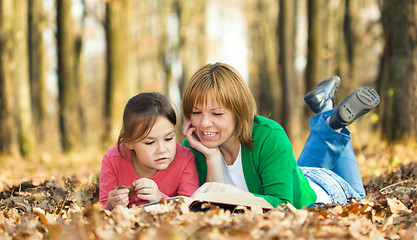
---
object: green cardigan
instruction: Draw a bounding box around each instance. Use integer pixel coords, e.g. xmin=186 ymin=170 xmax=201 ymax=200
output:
xmin=183 ymin=115 xmax=317 ymax=209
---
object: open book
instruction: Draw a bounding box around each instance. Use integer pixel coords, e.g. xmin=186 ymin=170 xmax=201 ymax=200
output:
xmin=142 ymin=192 xmax=274 ymax=213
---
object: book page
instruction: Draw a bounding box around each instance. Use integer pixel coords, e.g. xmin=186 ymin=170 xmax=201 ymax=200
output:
xmin=142 ymin=192 xmax=273 ymax=213
xmin=191 ymin=192 xmax=273 ymax=209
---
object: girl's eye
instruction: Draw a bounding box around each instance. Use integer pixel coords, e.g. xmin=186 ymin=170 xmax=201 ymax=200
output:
xmin=145 ymin=141 xmax=154 ymax=145
xmin=213 ymin=112 xmax=223 ymax=116
xmin=165 ymin=137 xmax=174 ymax=141
xmin=191 ymin=111 xmax=201 ymax=115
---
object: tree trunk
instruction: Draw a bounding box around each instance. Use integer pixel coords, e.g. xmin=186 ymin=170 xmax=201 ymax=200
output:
xmin=0 ymin=1 xmax=20 ymax=156
xmin=104 ymin=0 xmax=134 ymax=146
xmin=29 ymin=0 xmax=49 ymax=152
xmin=0 ymin=0 xmax=35 ymax=156
xmin=278 ymin=0 xmax=301 ymax=140
xmin=338 ymin=0 xmax=357 ymax=97
xmin=305 ymin=0 xmax=327 ymax=93
xmin=380 ymin=0 xmax=417 ymax=141
xmin=247 ymin=0 xmax=280 ymax=121
xmin=57 ymin=0 xmax=83 ymax=152
xmin=177 ymin=0 xmax=206 ymax=95
xmin=305 ymin=0 xmax=353 ymax=112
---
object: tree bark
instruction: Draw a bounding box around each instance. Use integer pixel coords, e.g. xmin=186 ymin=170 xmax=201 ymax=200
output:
xmin=247 ymin=0 xmax=280 ymax=120
xmin=57 ymin=0 xmax=84 ymax=151
xmin=177 ymin=0 xmax=206 ymax=95
xmin=338 ymin=0 xmax=357 ymax=97
xmin=29 ymin=0 xmax=49 ymax=151
xmin=305 ymin=0 xmax=327 ymax=92
xmin=104 ymin=0 xmax=134 ymax=145
xmin=380 ymin=0 xmax=417 ymax=141
xmin=0 ymin=0 xmax=35 ymax=156
xmin=278 ymin=0 xmax=301 ymax=140
xmin=0 ymin=1 xmax=20 ymax=156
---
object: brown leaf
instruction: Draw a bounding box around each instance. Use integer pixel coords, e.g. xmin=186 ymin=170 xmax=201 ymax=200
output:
xmin=386 ymin=197 xmax=411 ymax=215
xmin=115 ymin=185 xmax=136 ymax=195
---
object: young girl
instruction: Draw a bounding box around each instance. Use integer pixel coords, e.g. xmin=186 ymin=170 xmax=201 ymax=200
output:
xmin=99 ymin=92 xmax=199 ymax=210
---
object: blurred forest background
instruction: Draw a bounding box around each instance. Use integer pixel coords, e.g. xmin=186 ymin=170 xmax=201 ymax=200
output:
xmin=0 ymin=0 xmax=416 ymax=173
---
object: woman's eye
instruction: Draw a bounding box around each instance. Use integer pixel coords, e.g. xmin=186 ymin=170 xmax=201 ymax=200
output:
xmin=145 ymin=141 xmax=154 ymax=145
xmin=191 ymin=111 xmax=201 ymax=115
xmin=165 ymin=137 xmax=174 ymax=141
xmin=213 ymin=112 xmax=223 ymax=116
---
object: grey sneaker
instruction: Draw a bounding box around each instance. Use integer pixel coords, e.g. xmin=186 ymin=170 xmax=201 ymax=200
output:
xmin=304 ymin=76 xmax=341 ymax=113
xmin=329 ymin=86 xmax=380 ymax=129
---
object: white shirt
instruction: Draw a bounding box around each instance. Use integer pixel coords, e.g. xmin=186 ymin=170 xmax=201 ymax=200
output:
xmin=221 ymin=145 xmax=330 ymax=204
xmin=221 ymin=146 xmax=249 ymax=191
xmin=308 ymin=179 xmax=332 ymax=204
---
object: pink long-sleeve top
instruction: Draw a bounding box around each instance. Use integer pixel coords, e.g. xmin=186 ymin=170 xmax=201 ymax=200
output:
xmin=99 ymin=143 xmax=199 ymax=209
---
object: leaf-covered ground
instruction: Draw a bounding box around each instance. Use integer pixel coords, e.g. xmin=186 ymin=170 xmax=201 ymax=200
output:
xmin=1 ymin=142 xmax=417 ymax=239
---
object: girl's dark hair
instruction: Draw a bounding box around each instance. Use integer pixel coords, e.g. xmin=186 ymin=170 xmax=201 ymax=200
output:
xmin=117 ymin=92 xmax=176 ymax=158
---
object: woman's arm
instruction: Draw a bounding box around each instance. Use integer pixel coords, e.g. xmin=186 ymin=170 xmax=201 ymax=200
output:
xmin=248 ymin=123 xmax=315 ymax=209
xmin=181 ymin=120 xmax=224 ymax=182
xmin=255 ymin=129 xmax=295 ymax=207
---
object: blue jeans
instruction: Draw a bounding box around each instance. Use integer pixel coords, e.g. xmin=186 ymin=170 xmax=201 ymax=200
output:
xmin=297 ymin=110 xmax=365 ymax=204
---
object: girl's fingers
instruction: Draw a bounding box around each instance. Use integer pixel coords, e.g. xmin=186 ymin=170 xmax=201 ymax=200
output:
xmin=136 ymin=187 xmax=151 ymax=195
xmin=136 ymin=184 xmax=158 ymax=196
xmin=122 ymin=198 xmax=129 ymax=206
xmin=109 ymin=189 xmax=129 ymax=198
xmin=108 ymin=190 xmax=129 ymax=209
xmin=137 ymin=194 xmax=159 ymax=201
xmin=133 ymin=178 xmax=156 ymax=191
xmin=132 ymin=178 xmax=161 ymax=201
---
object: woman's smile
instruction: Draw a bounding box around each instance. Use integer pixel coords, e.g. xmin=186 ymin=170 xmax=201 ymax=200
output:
xmin=190 ymin=95 xmax=237 ymax=149
xmin=202 ymin=131 xmax=218 ymax=138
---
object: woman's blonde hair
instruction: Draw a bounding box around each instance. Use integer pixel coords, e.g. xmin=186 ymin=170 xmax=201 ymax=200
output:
xmin=182 ymin=62 xmax=257 ymax=150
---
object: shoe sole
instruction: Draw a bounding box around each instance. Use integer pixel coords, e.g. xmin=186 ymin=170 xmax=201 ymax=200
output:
xmin=338 ymin=86 xmax=380 ymax=124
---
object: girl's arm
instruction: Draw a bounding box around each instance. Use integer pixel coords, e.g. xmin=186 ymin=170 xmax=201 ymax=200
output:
xmin=176 ymin=152 xmax=200 ymax=197
xmin=99 ymin=151 xmax=129 ymax=210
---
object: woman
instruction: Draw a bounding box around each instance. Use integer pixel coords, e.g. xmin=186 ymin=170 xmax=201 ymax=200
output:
xmin=181 ymin=62 xmax=379 ymax=208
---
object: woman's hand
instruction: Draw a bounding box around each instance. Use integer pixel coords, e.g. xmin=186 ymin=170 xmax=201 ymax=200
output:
xmin=181 ymin=120 xmax=224 ymax=182
xmin=133 ymin=178 xmax=162 ymax=203
xmin=192 ymin=182 xmax=254 ymax=198
xmin=107 ymin=188 xmax=129 ymax=210
xmin=181 ymin=120 xmax=214 ymax=155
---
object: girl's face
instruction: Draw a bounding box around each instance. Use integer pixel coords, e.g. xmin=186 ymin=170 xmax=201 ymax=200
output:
xmin=127 ymin=116 xmax=177 ymax=178
xmin=190 ymin=94 xmax=238 ymax=149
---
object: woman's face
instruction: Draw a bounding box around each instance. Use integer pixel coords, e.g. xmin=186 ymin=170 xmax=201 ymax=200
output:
xmin=190 ymin=94 xmax=238 ymax=149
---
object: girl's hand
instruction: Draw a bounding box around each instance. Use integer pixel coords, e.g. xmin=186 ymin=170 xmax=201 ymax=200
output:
xmin=107 ymin=188 xmax=129 ymax=210
xmin=192 ymin=182 xmax=254 ymax=198
xmin=133 ymin=178 xmax=162 ymax=203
